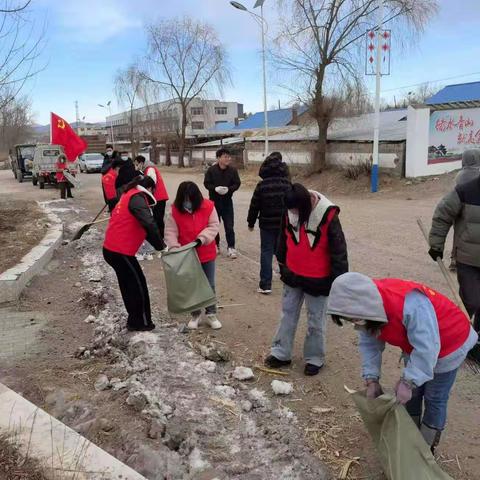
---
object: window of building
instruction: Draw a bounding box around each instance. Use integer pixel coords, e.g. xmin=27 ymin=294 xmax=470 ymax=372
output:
xmin=191 ymin=107 xmax=204 ymax=116
xmin=191 ymin=121 xmax=204 ymax=130
xmin=215 ymin=106 xmax=228 ymax=115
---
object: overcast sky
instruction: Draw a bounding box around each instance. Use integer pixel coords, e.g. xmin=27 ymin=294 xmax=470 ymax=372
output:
xmin=26 ymin=0 xmax=480 ymax=124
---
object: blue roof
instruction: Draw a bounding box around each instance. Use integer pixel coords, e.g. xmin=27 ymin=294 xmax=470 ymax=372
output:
xmin=426 ymin=81 xmax=480 ymax=105
xmin=209 ymin=106 xmax=308 ymax=133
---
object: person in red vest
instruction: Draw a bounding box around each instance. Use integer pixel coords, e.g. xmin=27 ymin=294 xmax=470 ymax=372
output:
xmin=101 ymin=158 xmax=122 ymax=213
xmin=264 ymin=183 xmax=348 ymax=376
xmin=164 ymin=181 xmax=220 ymax=330
xmin=134 ymin=155 xmax=169 ymax=236
xmin=326 ymin=272 xmax=478 ymax=453
xmin=56 ymin=154 xmax=73 ymax=199
xmin=103 ymin=175 xmax=165 ymax=332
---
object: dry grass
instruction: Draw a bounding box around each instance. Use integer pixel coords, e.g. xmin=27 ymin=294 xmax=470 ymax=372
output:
xmin=0 ymin=434 xmax=49 ymax=480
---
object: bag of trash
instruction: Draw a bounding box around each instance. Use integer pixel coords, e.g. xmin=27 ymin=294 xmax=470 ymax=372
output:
xmin=161 ymin=242 xmax=216 ymax=314
xmin=351 ymin=391 xmax=453 ymax=480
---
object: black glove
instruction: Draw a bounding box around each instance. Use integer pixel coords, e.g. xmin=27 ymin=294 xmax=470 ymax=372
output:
xmin=194 ymin=238 xmax=202 ymax=247
xmin=428 ymin=248 xmax=443 ymax=261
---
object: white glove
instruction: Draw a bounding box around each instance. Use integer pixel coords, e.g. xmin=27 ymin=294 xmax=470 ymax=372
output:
xmin=215 ymin=186 xmax=229 ymax=195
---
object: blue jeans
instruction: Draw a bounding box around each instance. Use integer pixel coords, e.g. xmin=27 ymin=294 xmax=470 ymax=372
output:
xmin=259 ymin=228 xmax=279 ymax=290
xmin=405 ymin=368 xmax=458 ymax=430
xmin=271 ymin=284 xmax=328 ymax=367
xmin=192 ymin=260 xmax=216 ymax=316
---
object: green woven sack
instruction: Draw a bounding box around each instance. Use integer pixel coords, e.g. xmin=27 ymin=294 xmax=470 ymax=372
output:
xmin=161 ymin=242 xmax=216 ymax=314
xmin=351 ymin=391 xmax=453 ymax=480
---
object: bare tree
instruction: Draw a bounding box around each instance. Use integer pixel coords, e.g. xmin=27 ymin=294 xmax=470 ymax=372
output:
xmin=142 ymin=16 xmax=229 ymax=167
xmin=0 ymin=91 xmax=32 ymax=156
xmin=114 ymin=64 xmax=144 ymax=157
xmin=0 ymin=1 xmax=46 ymax=110
xmin=274 ymin=0 xmax=438 ymax=170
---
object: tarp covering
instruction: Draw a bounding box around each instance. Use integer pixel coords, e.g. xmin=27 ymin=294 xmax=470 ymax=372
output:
xmin=351 ymin=391 xmax=453 ymax=480
xmin=161 ymin=242 xmax=216 ymax=314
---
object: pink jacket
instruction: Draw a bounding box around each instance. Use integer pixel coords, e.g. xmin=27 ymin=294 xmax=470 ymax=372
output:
xmin=164 ymin=206 xmax=220 ymax=249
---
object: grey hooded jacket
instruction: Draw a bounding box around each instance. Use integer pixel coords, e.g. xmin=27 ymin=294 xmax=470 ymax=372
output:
xmin=430 ymin=174 xmax=480 ymax=268
xmin=455 ymin=149 xmax=480 ymax=186
xmin=326 ymin=273 xmax=477 ymax=386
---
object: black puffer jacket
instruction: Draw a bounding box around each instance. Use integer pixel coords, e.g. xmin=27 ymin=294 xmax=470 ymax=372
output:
xmin=247 ymin=158 xmax=291 ymax=230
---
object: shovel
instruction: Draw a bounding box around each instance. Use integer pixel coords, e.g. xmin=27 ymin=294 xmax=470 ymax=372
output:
xmin=72 ymin=204 xmax=108 ymax=241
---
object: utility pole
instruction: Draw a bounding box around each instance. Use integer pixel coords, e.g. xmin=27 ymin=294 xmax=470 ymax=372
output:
xmin=75 ymin=100 xmax=80 ymax=134
xmin=371 ymin=0 xmax=383 ymax=193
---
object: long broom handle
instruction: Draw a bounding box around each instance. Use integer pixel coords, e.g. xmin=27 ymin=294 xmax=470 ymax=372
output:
xmin=416 ymin=218 xmax=470 ymax=318
xmin=90 ymin=204 xmax=107 ymax=224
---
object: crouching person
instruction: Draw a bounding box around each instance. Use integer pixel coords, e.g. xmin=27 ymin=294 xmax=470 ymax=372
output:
xmin=103 ymin=176 xmax=165 ymax=332
xmin=165 ymin=181 xmax=221 ymax=330
xmin=265 ymin=183 xmax=348 ymax=376
xmin=326 ymin=272 xmax=478 ymax=453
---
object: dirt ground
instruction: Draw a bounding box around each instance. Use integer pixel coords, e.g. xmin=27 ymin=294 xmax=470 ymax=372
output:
xmin=0 ymin=166 xmax=478 ymax=479
xmin=0 ymin=199 xmax=47 ymax=273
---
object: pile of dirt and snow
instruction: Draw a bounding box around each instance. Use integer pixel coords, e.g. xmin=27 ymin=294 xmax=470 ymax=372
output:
xmin=46 ymin=205 xmax=329 ymax=479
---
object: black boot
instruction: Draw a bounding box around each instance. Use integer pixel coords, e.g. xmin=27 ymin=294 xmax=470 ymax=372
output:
xmin=420 ymin=423 xmax=441 ymax=455
xmin=264 ymin=355 xmax=291 ymax=369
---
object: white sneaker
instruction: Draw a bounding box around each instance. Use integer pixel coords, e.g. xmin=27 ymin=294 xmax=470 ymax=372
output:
xmin=188 ymin=313 xmax=201 ymax=330
xmin=257 ymin=288 xmax=272 ymax=295
xmin=227 ymin=248 xmax=238 ymax=259
xmin=205 ymin=314 xmax=222 ymax=330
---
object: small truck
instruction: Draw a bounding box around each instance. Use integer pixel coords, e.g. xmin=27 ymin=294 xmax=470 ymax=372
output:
xmin=9 ymin=144 xmax=36 ymax=183
xmin=31 ymin=144 xmax=78 ymax=189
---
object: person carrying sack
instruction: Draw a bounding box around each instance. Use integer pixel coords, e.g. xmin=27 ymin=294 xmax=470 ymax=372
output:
xmin=164 ymin=181 xmax=221 ymax=330
xmin=326 ymin=272 xmax=478 ymax=454
xmin=103 ymin=175 xmax=165 ymax=332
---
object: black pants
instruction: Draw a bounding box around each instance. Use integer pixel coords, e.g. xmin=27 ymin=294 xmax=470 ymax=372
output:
xmin=153 ymin=200 xmax=166 ymax=237
xmin=59 ymin=181 xmax=73 ymax=199
xmin=103 ymin=248 xmax=153 ymax=329
xmin=214 ymin=199 xmax=235 ymax=248
xmin=457 ymin=261 xmax=480 ymax=331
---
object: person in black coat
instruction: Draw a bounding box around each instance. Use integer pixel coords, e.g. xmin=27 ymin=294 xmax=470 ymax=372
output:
xmin=101 ymin=144 xmax=119 ymax=175
xmin=247 ymin=152 xmax=292 ymax=293
xmin=203 ymin=148 xmax=241 ymax=258
xmin=115 ymin=151 xmax=139 ymax=194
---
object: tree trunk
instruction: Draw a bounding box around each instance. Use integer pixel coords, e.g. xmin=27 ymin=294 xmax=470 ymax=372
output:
xmin=314 ymin=115 xmax=328 ymax=172
xmin=166 ymin=142 xmax=171 ymax=166
xmin=178 ymin=105 xmax=187 ymax=168
xmin=151 ymin=136 xmax=159 ymax=164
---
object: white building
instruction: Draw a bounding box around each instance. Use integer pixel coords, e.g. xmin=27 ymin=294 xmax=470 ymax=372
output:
xmin=106 ymin=98 xmax=243 ymax=141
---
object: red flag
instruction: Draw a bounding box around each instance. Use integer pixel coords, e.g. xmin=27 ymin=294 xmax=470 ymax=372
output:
xmin=51 ymin=112 xmax=88 ymax=161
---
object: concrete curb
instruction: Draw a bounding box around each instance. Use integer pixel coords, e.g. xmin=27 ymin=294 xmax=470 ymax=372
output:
xmin=0 ymin=205 xmax=63 ymax=304
xmin=0 ymin=383 xmax=147 ymax=479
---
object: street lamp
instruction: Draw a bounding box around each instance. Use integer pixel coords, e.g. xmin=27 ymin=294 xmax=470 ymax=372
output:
xmin=98 ymin=100 xmax=115 ymax=146
xmin=231 ymin=0 xmax=269 ymax=157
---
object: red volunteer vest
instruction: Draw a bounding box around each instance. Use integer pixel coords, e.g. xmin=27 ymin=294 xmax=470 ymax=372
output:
xmin=285 ymin=208 xmax=337 ymax=278
xmin=55 ymin=161 xmax=67 ymax=182
xmin=102 ymin=168 xmax=118 ymax=200
xmin=171 ymin=199 xmax=216 ymax=264
xmin=374 ymin=278 xmax=471 ymax=357
xmin=145 ymin=165 xmax=169 ymax=201
xmin=103 ymin=189 xmax=149 ymax=256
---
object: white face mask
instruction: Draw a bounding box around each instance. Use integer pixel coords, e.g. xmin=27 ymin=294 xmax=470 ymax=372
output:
xmin=121 ymin=156 xmax=128 ymax=161
xmin=106 ymin=150 xmax=113 ymax=156
xmin=288 ymin=210 xmax=299 ymax=227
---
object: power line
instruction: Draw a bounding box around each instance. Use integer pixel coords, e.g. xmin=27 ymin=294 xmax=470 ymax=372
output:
xmin=379 ymin=71 xmax=480 ymax=94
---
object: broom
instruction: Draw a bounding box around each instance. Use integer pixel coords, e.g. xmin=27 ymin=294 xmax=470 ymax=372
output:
xmin=417 ymin=218 xmax=480 ymax=371
xmin=72 ymin=204 xmax=108 ymax=241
